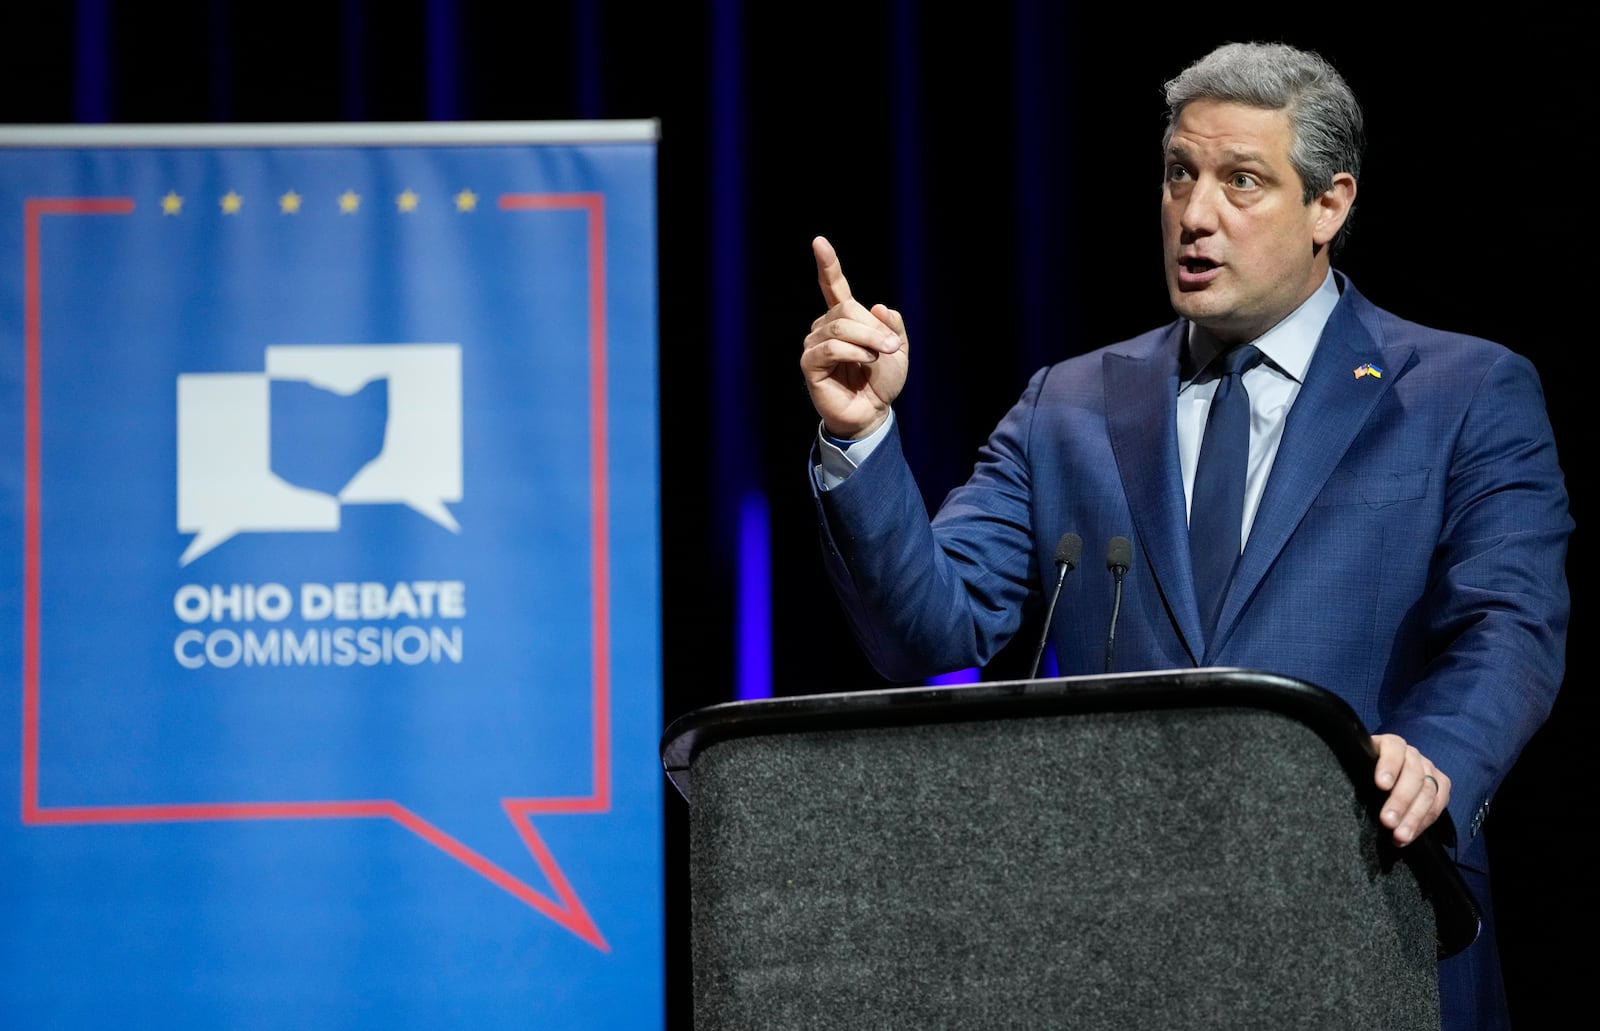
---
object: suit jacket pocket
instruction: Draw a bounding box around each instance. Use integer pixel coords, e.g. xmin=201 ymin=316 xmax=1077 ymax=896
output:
xmin=1312 ymin=468 xmax=1429 ymax=508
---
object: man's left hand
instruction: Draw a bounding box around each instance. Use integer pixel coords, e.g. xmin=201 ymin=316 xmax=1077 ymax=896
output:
xmin=1372 ymin=734 xmax=1450 ymax=847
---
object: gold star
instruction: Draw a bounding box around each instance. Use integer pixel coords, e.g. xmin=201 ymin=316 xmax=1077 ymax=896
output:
xmin=454 ymin=189 xmax=478 ymax=212
xmin=220 ymin=191 xmax=243 ymax=215
xmin=338 ymin=190 xmax=361 ymax=214
xmin=279 ymin=191 xmax=302 ymax=214
xmin=397 ymin=189 xmax=420 ymax=213
xmin=161 ymin=192 xmax=183 ymax=215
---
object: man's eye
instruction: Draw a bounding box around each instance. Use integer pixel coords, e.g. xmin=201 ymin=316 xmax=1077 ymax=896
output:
xmin=1167 ymin=166 xmax=1191 ymax=182
xmin=1230 ymin=173 xmax=1259 ymax=189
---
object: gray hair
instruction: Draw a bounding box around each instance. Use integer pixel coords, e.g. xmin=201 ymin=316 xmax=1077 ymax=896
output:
xmin=1164 ymin=42 xmax=1364 ymax=249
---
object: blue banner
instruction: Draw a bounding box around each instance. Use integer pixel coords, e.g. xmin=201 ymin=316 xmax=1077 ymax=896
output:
xmin=0 ymin=124 xmax=661 ymax=1029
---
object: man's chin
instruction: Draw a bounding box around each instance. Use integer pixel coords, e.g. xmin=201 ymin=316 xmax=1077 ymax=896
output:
xmin=1167 ymin=289 xmax=1227 ymax=325
xmin=1169 ymin=295 xmax=1262 ymax=343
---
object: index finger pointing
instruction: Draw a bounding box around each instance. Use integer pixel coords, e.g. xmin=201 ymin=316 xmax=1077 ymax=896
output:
xmin=813 ymin=235 xmax=853 ymax=307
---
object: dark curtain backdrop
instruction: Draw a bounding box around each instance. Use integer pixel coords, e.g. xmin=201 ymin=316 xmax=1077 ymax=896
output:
xmin=5 ymin=3 xmax=1589 ymax=1027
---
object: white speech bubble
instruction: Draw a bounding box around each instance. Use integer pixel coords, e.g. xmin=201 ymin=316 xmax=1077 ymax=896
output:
xmin=265 ymin=345 xmax=462 ymax=532
xmin=176 ymin=374 xmax=341 ymax=566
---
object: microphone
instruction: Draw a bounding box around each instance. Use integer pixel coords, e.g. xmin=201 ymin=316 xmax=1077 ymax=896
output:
xmin=1028 ymin=532 xmax=1082 ymax=679
xmin=1105 ymin=536 xmax=1132 ymax=673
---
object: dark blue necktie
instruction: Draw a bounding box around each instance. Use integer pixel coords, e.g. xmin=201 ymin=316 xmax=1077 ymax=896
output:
xmin=1190 ymin=344 xmax=1264 ymax=647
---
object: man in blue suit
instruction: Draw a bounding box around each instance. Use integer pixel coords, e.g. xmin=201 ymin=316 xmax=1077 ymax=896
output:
xmin=801 ymin=42 xmax=1570 ymax=1030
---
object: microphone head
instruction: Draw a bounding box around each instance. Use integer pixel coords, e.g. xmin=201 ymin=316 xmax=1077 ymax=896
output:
xmin=1054 ymin=532 xmax=1082 ymax=570
xmin=1106 ymin=536 xmax=1132 ymax=573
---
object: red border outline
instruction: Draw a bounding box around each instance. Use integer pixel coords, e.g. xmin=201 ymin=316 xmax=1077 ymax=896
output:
xmin=19 ymin=194 xmax=612 ymax=951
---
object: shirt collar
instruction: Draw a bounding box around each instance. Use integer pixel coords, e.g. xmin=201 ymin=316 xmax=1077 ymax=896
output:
xmin=1181 ymin=268 xmax=1340 ymax=386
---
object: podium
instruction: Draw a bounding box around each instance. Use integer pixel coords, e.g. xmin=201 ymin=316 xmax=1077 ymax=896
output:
xmin=662 ymin=669 xmax=1479 ymax=1030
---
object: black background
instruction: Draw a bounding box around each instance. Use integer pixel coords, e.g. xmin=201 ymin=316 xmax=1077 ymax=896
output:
xmin=4 ymin=4 xmax=1589 ymax=1026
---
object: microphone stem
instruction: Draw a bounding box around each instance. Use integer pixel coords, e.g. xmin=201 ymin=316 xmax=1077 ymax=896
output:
xmin=1030 ymin=563 xmax=1068 ymax=679
xmin=1105 ymin=570 xmax=1124 ymax=674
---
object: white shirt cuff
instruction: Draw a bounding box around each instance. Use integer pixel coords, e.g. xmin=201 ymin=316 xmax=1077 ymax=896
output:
xmin=813 ymin=411 xmax=895 ymax=491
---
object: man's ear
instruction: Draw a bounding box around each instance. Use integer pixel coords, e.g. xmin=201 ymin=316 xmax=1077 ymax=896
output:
xmin=1311 ymin=171 xmax=1357 ymax=246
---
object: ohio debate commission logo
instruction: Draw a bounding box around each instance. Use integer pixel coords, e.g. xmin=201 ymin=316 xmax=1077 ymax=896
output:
xmin=15 ymin=182 xmax=625 ymax=964
xmin=177 ymin=343 xmax=462 ymax=565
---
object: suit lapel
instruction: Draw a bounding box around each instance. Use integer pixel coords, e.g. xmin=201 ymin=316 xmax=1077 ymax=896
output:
xmin=1104 ymin=324 xmax=1203 ymax=665
xmin=1208 ymin=284 xmax=1414 ymax=658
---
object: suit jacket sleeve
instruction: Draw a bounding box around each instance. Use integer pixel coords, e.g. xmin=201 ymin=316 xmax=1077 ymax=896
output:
xmin=1372 ymin=348 xmax=1571 ymax=858
xmin=813 ymin=369 xmax=1050 ymax=682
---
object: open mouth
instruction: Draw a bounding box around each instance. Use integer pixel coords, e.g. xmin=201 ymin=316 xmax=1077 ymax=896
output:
xmin=1180 ymin=257 xmax=1219 ymax=273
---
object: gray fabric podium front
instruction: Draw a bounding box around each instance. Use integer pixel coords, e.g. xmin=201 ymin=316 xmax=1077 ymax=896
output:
xmin=662 ymin=669 xmax=1479 ymax=1030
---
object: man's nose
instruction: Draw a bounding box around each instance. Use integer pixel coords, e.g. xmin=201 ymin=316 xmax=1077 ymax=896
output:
xmin=1180 ymin=181 xmax=1222 ymax=235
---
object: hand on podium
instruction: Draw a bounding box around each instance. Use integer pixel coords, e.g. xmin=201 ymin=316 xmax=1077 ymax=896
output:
xmin=1372 ymin=733 xmax=1451 ymax=846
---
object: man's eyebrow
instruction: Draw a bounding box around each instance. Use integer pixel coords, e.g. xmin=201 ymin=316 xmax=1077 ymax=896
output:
xmin=1165 ymin=143 xmax=1272 ymax=167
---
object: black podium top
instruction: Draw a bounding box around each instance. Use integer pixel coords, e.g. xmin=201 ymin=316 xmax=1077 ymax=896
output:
xmin=661 ymin=667 xmax=1481 ymax=958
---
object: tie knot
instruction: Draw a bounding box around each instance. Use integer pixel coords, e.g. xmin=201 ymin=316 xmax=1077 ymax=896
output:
xmin=1215 ymin=344 xmax=1264 ymax=379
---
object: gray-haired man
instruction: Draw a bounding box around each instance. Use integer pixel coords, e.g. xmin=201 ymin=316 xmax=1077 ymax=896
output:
xmin=803 ymin=41 xmax=1570 ymax=1030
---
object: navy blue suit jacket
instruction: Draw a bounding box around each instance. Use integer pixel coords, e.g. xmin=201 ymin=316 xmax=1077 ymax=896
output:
xmin=816 ymin=278 xmax=1571 ymax=1028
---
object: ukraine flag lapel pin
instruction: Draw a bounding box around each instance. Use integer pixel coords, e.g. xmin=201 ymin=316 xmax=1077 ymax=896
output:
xmin=1353 ymin=362 xmax=1384 ymax=380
